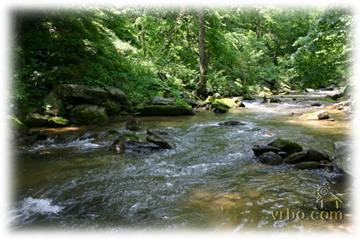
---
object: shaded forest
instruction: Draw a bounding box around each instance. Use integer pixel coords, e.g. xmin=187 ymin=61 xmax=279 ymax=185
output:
xmin=13 ymin=8 xmax=351 ymax=116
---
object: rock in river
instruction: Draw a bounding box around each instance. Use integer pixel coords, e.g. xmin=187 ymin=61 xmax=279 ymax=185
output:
xmin=284 ymin=149 xmax=330 ymax=164
xmin=258 ymin=151 xmax=283 ymax=165
xmin=146 ymin=130 xmax=172 ymax=149
xmin=268 ymin=138 xmax=303 ymax=154
xmin=219 ymin=120 xmax=245 ymax=126
xmin=284 ymin=151 xmax=308 ymax=164
xmin=299 ymin=110 xmax=330 ymax=120
xmin=252 ymin=145 xmax=281 ymax=157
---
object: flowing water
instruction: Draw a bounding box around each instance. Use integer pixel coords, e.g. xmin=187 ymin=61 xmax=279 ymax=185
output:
xmin=11 ymin=93 xmax=351 ymax=231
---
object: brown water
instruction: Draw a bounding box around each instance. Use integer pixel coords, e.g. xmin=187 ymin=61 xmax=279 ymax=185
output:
xmin=11 ymin=93 xmax=351 ymax=231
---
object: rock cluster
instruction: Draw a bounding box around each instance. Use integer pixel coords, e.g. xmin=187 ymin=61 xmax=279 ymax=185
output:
xmin=252 ymin=138 xmax=332 ymax=169
xmin=25 ymin=84 xmax=129 ymax=127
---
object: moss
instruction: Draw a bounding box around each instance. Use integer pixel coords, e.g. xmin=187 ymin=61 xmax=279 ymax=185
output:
xmin=48 ymin=116 xmax=69 ymax=126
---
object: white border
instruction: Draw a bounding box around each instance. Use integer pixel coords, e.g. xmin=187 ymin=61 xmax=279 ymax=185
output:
xmin=1 ymin=0 xmax=359 ymax=239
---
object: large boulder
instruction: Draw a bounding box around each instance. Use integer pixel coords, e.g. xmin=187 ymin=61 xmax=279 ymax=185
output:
xmin=258 ymin=152 xmax=283 ymax=165
xmin=138 ymin=104 xmax=193 ymax=116
xmin=69 ymin=104 xmax=108 ymax=125
xmin=268 ymin=138 xmax=303 ymax=154
xmin=56 ymin=84 xmax=109 ymax=105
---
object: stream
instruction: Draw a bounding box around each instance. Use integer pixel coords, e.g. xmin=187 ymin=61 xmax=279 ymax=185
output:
xmin=10 ymin=92 xmax=351 ymax=231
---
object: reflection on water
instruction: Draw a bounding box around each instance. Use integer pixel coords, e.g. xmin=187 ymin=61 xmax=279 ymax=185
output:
xmin=12 ymin=95 xmax=351 ymax=231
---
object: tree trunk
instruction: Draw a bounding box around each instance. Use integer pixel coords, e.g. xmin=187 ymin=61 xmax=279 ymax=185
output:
xmin=197 ymin=9 xmax=208 ymax=97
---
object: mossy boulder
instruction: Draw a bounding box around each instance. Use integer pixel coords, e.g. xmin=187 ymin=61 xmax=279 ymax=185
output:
xmin=69 ymin=104 xmax=108 ymax=125
xmin=268 ymin=138 xmax=303 ymax=154
xmin=138 ymin=104 xmax=193 ymax=116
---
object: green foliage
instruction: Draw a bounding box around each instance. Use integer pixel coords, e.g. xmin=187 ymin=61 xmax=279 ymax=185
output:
xmin=290 ymin=9 xmax=351 ymax=88
xmin=13 ymin=8 xmax=351 ymax=114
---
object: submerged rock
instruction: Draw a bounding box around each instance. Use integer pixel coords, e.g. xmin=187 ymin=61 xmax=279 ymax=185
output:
xmin=146 ymin=129 xmax=172 ymax=149
xmin=252 ymin=145 xmax=281 ymax=157
xmin=138 ymin=104 xmax=193 ymax=116
xmin=268 ymin=138 xmax=303 ymax=154
xmin=310 ymin=102 xmax=322 ymax=107
xmin=219 ymin=120 xmax=245 ymax=126
xmin=69 ymin=104 xmax=108 ymax=125
xmin=258 ymin=151 xmax=283 ymax=165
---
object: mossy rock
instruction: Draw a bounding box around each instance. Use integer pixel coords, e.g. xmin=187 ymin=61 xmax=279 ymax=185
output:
xmin=268 ymin=138 xmax=303 ymax=154
xmin=48 ymin=116 xmax=69 ymax=126
xmin=138 ymin=104 xmax=193 ymax=116
xmin=69 ymin=104 xmax=108 ymax=125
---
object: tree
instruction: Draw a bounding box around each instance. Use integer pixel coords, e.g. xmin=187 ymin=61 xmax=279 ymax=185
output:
xmin=197 ymin=9 xmax=208 ymax=97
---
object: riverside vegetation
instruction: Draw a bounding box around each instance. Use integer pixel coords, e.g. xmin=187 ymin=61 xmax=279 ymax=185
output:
xmin=10 ymin=7 xmax=353 ymax=230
